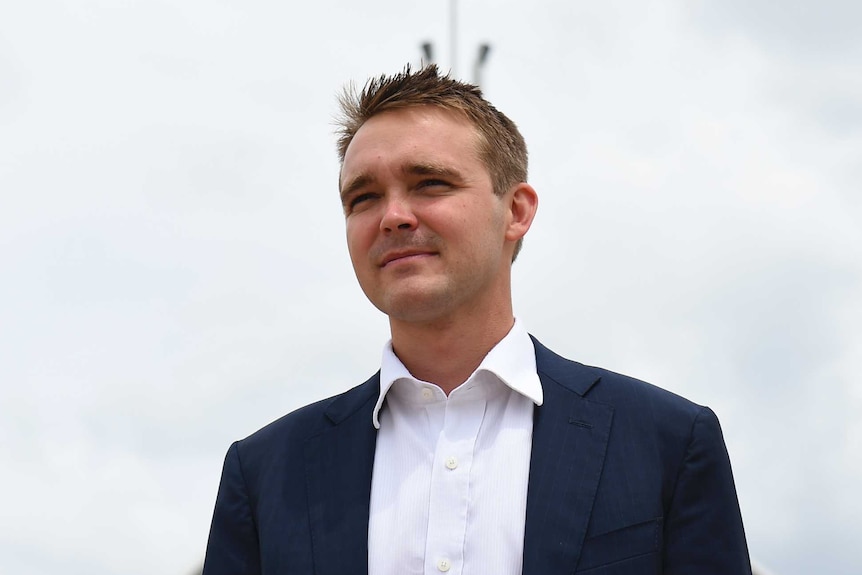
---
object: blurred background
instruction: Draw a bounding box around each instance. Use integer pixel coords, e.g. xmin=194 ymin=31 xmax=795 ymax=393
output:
xmin=1 ymin=1 xmax=859 ymax=574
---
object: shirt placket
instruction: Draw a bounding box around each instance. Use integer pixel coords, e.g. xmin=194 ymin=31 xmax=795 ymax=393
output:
xmin=423 ymin=394 xmax=486 ymax=575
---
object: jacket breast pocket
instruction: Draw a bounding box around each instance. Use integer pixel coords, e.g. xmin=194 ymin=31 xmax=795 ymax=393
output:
xmin=574 ymin=517 xmax=662 ymax=574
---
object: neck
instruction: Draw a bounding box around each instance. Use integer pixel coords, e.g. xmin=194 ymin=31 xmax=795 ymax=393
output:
xmin=389 ymin=306 xmax=515 ymax=395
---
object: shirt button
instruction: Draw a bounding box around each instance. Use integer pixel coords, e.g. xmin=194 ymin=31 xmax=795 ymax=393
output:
xmin=437 ymin=559 xmax=451 ymax=572
xmin=445 ymin=456 xmax=458 ymax=470
xmin=422 ymin=388 xmax=434 ymax=400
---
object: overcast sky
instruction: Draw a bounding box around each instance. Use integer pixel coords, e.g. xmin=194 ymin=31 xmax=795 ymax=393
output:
xmin=1 ymin=1 xmax=860 ymax=574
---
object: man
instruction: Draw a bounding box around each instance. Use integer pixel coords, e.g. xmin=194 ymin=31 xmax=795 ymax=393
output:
xmin=202 ymin=65 xmax=751 ymax=574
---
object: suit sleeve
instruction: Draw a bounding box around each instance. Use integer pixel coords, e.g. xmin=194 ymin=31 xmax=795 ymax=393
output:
xmin=663 ymin=407 xmax=751 ymax=575
xmin=202 ymin=442 xmax=262 ymax=575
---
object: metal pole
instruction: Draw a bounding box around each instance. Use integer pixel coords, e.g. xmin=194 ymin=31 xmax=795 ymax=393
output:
xmin=421 ymin=42 xmax=435 ymax=65
xmin=473 ymin=43 xmax=491 ymax=86
xmin=450 ymin=0 xmax=457 ymax=77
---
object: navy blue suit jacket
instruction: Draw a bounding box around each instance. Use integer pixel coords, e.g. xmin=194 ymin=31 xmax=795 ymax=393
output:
xmin=203 ymin=338 xmax=750 ymax=574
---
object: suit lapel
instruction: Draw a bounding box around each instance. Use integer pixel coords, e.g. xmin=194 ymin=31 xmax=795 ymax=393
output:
xmin=522 ymin=340 xmax=614 ymax=575
xmin=304 ymin=375 xmax=379 ymax=575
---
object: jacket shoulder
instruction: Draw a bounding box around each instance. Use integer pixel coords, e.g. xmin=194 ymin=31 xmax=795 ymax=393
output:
xmin=586 ymin=364 xmax=705 ymax=421
xmin=235 ymin=373 xmax=380 ymax=460
xmin=532 ymin=335 xmax=705 ymax=424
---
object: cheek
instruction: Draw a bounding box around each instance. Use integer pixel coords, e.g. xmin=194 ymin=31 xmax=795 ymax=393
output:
xmin=345 ymin=221 xmax=382 ymax=285
xmin=345 ymin=218 xmax=372 ymax=254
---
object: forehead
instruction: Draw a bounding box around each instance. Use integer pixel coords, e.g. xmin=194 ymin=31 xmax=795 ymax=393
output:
xmin=340 ymin=106 xmax=485 ymax=180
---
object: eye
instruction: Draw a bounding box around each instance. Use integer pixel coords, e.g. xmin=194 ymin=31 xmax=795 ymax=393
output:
xmin=347 ymin=192 xmax=377 ymax=211
xmin=418 ymin=179 xmax=450 ymax=189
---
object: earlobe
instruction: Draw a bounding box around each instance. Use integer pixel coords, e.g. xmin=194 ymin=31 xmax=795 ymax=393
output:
xmin=504 ymin=183 xmax=539 ymax=242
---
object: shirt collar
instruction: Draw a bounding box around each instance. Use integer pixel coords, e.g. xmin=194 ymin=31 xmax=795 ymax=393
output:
xmin=372 ymin=318 xmax=543 ymax=429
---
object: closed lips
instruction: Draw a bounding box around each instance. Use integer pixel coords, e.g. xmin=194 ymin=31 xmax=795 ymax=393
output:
xmin=381 ymin=251 xmax=436 ymax=266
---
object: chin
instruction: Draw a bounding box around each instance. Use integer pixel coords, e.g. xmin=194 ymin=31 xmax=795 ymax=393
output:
xmin=375 ymin=287 xmax=454 ymax=324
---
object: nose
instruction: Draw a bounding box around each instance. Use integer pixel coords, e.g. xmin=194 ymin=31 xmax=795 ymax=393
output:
xmin=380 ymin=194 xmax=417 ymax=233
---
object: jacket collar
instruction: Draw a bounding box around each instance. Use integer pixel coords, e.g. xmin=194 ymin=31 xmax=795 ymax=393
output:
xmin=522 ymin=337 xmax=613 ymax=574
xmin=306 ymin=373 xmax=379 ymax=575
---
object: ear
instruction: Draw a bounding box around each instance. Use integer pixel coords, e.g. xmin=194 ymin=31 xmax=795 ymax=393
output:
xmin=504 ymin=182 xmax=539 ymax=243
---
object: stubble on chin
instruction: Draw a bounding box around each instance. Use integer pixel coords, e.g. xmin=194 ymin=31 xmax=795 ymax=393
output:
xmin=375 ymin=273 xmax=456 ymax=325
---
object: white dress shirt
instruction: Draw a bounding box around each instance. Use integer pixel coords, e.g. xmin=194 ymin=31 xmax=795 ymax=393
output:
xmin=368 ymin=320 xmax=543 ymax=575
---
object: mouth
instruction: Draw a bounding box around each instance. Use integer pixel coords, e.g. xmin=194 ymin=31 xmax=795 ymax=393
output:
xmin=380 ymin=250 xmax=438 ymax=268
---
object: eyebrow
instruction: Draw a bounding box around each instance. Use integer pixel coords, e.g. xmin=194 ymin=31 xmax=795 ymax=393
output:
xmin=406 ymin=163 xmax=462 ymax=181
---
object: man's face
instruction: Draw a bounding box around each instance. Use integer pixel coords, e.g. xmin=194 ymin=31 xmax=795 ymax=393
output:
xmin=340 ymin=106 xmax=514 ymax=326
